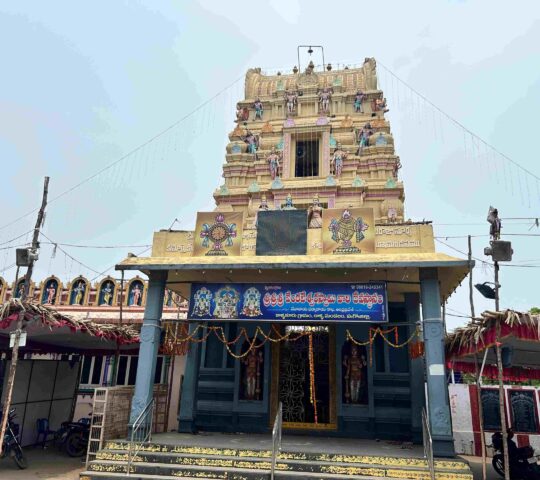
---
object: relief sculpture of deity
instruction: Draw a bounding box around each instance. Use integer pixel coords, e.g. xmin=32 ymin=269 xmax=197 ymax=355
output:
xmin=307 ymin=194 xmax=323 ymax=229
xmin=331 ymin=143 xmax=348 ymax=177
xmin=318 ymin=87 xmax=333 ymax=113
xmin=267 ymin=146 xmax=282 ymax=180
xmin=253 ymin=98 xmax=264 ymax=120
xmin=284 ymin=90 xmax=298 ymax=115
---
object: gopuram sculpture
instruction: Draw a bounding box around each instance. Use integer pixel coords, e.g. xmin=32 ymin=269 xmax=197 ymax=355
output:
xmin=242 ymin=130 xmax=259 ymax=156
xmin=318 ymin=87 xmax=333 ymax=113
xmin=267 ymin=147 xmax=282 ymax=180
xmin=354 ymin=90 xmax=365 ymax=113
xmin=331 ymin=143 xmax=348 ymax=177
xmin=284 ymin=90 xmax=298 ymax=115
xmin=253 ymin=98 xmax=264 ymax=120
xmin=307 ymin=195 xmax=323 ymax=229
xmin=281 ymin=193 xmax=296 ymax=210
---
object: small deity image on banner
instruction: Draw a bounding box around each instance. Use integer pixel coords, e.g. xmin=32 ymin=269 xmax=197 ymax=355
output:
xmin=193 ymin=211 xmax=244 ymax=257
xmin=322 ymin=208 xmax=375 ymax=254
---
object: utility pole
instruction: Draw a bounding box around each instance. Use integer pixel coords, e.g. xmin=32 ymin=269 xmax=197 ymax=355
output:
xmin=0 ymin=177 xmax=49 ymax=455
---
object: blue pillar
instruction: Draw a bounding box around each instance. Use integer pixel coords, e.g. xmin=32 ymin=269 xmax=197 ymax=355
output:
xmin=420 ymin=268 xmax=455 ymax=457
xmin=178 ymin=322 xmax=202 ymax=433
xmin=128 ymin=271 xmax=166 ymax=431
xmin=405 ymin=292 xmax=424 ymax=443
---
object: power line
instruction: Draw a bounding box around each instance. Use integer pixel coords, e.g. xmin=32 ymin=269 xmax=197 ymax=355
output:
xmin=41 ymin=241 xmax=152 ymax=249
xmin=90 ymin=246 xmax=151 ymax=282
xmin=0 ymin=74 xmax=245 ymax=233
xmin=0 ymin=230 xmax=34 ymax=247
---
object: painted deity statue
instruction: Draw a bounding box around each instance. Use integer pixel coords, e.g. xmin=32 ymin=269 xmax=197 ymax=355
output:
xmin=344 ymin=345 xmax=367 ymax=404
xmin=131 ymin=284 xmax=142 ymax=306
xmin=318 ymin=87 xmax=333 ymax=113
xmin=242 ymin=130 xmax=259 ymax=156
xmin=281 ymin=193 xmax=296 ymax=210
xmin=74 ymin=280 xmax=85 ymax=305
xmin=102 ymin=282 xmax=113 ymax=306
xmin=284 ymin=91 xmax=298 ymax=115
xmin=236 ymin=104 xmax=249 ymax=123
xmin=45 ymin=283 xmax=56 ymax=305
xmin=307 ymin=195 xmax=323 ymax=229
xmin=243 ymin=348 xmax=263 ymax=400
xmin=372 ymin=94 xmax=389 ymax=116
xmin=253 ymin=99 xmax=264 ymax=120
xmin=331 ymin=143 xmax=348 ymax=177
xmin=267 ymin=146 xmax=282 ymax=180
xmin=255 ymin=195 xmax=270 ymax=227
xmin=305 ymin=60 xmax=315 ymax=75
xmin=357 ymin=123 xmax=373 ymax=154
xmin=354 ymin=90 xmax=365 ymax=113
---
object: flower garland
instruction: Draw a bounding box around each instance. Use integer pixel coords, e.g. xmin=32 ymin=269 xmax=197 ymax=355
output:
xmin=162 ymin=323 xmax=421 ymax=360
xmin=308 ymin=333 xmax=318 ymax=424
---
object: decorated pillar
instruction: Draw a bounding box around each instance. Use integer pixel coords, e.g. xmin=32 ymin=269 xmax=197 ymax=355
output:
xmin=420 ymin=268 xmax=455 ymax=457
xmin=282 ymin=133 xmax=291 ymax=179
xmin=128 ymin=271 xmax=166 ymax=432
xmin=178 ymin=322 xmax=203 ymax=433
xmin=321 ymin=131 xmax=330 ymax=177
xmin=404 ymin=292 xmax=424 ymax=443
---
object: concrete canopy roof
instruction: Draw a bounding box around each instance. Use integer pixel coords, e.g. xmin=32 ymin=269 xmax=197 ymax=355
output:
xmin=116 ymin=252 xmax=472 ymax=303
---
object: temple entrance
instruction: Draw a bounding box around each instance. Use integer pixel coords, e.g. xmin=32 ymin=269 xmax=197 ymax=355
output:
xmin=274 ymin=325 xmax=336 ymax=430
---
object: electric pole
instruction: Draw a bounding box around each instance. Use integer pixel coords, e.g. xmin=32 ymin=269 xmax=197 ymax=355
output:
xmin=0 ymin=177 xmax=49 ymax=455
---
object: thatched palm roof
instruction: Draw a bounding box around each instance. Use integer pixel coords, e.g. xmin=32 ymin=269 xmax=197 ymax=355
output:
xmin=0 ymin=298 xmax=139 ymax=351
xmin=446 ymin=309 xmax=540 ymax=361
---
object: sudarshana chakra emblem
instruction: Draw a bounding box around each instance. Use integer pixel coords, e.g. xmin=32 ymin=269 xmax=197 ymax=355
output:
xmin=328 ymin=209 xmax=369 ymax=254
xmin=200 ymin=213 xmax=237 ymax=256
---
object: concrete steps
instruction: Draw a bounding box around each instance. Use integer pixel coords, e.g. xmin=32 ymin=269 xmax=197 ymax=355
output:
xmin=79 ymin=440 xmax=473 ymax=480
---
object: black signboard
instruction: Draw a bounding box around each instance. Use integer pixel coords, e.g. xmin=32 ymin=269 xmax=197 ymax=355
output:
xmin=256 ymin=210 xmax=307 ymax=256
xmin=481 ymin=389 xmax=501 ymax=431
xmin=510 ymin=390 xmax=538 ymax=433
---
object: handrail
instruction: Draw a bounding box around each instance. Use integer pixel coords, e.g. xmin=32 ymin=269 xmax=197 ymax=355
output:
xmin=127 ymin=399 xmax=154 ymax=476
xmin=270 ymin=402 xmax=283 ymax=480
xmin=422 ymin=408 xmax=435 ymax=480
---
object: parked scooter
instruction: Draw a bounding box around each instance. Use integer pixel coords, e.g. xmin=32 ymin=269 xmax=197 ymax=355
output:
xmin=55 ymin=414 xmax=91 ymax=457
xmin=0 ymin=408 xmax=27 ymax=469
xmin=492 ymin=430 xmax=540 ymax=479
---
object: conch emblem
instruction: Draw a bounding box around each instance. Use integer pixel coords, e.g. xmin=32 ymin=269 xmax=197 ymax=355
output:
xmin=200 ymin=213 xmax=237 ymax=256
xmin=328 ymin=209 xmax=369 ymax=254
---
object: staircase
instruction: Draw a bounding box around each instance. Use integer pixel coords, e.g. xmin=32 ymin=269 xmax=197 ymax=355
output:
xmin=80 ymin=440 xmax=473 ymax=480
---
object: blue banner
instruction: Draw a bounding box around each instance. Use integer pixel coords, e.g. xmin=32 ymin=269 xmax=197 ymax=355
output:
xmin=188 ymin=282 xmax=388 ymax=323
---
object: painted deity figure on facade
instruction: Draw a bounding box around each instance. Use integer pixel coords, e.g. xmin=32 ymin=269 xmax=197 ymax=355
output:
xmin=354 ymin=90 xmax=365 ymax=113
xmin=356 ymin=123 xmax=373 ymax=154
xmin=331 ymin=143 xmax=348 ymax=177
xmin=253 ymin=99 xmax=263 ymax=120
xmin=343 ymin=345 xmax=367 ymax=404
xmin=284 ymin=91 xmax=298 ymax=115
xmin=241 ymin=287 xmax=263 ymax=317
xmin=318 ymin=87 xmax=333 ymax=113
xmin=191 ymin=287 xmax=212 ymax=317
xmin=242 ymin=348 xmax=263 ymax=400
xmin=267 ymin=146 xmax=282 ymax=180
xmin=236 ymin=104 xmax=249 ymax=123
xmin=101 ymin=282 xmax=114 ymax=306
xmin=130 ymin=283 xmax=143 ymax=306
xmin=242 ymin=130 xmax=259 ymax=156
xmin=372 ymin=94 xmax=389 ymax=116
xmin=45 ymin=282 xmax=56 ymax=305
xmin=307 ymin=195 xmax=323 ymax=229
xmin=73 ymin=280 xmax=86 ymax=305
xmin=213 ymin=286 xmax=240 ymax=319
xmin=255 ymin=195 xmax=270 ymax=228
xmin=281 ymin=193 xmax=296 ymax=210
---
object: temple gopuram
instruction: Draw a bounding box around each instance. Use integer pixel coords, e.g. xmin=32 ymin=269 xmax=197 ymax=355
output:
xmin=117 ymin=57 xmax=471 ymax=457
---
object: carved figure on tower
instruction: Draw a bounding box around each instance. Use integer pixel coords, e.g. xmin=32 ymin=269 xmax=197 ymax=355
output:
xmin=362 ymin=57 xmax=377 ymax=91
xmin=308 ymin=195 xmax=323 ymax=229
xmin=318 ymin=87 xmax=333 ymax=113
xmin=45 ymin=283 xmax=56 ymax=305
xmin=354 ymin=90 xmax=365 ymax=113
xmin=284 ymin=91 xmax=298 ymax=115
xmin=253 ymin=99 xmax=264 ymax=120
xmin=356 ymin=123 xmax=373 ymax=154
xmin=267 ymin=146 xmax=282 ymax=180
xmin=331 ymin=143 xmax=348 ymax=177
xmin=281 ymin=193 xmax=296 ymax=210
xmin=242 ymin=348 xmax=263 ymax=400
xmin=372 ymin=94 xmax=389 ymax=116
xmin=74 ymin=280 xmax=85 ymax=305
xmin=242 ymin=130 xmax=259 ymax=156
xmin=236 ymin=104 xmax=249 ymax=123
xmin=344 ymin=345 xmax=367 ymax=404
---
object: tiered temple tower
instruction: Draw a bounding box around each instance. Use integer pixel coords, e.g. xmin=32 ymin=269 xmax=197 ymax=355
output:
xmin=215 ymin=58 xmax=403 ymax=226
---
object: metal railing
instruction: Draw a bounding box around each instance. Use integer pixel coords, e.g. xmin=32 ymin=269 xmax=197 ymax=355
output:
xmin=270 ymin=402 xmax=283 ymax=480
xmin=422 ymin=408 xmax=435 ymax=480
xmin=127 ymin=399 xmax=154 ymax=476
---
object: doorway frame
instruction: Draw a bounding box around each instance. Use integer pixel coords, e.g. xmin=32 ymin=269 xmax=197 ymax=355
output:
xmin=269 ymin=324 xmax=337 ymax=430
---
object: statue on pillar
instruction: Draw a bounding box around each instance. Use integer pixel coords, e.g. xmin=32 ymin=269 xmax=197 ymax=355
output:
xmin=318 ymin=87 xmax=333 ymax=113
xmin=308 ymin=195 xmax=323 ymax=229
xmin=343 ymin=344 xmax=367 ymax=404
xmin=331 ymin=143 xmax=348 ymax=177
xmin=267 ymin=146 xmax=282 ymax=180
xmin=242 ymin=348 xmax=264 ymax=400
xmin=354 ymin=90 xmax=365 ymax=113
xmin=284 ymin=91 xmax=298 ymax=115
xmin=281 ymin=193 xmax=296 ymax=210
xmin=253 ymin=99 xmax=264 ymax=120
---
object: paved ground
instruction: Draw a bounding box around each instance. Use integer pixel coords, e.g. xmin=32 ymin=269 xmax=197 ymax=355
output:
xmin=0 ymin=448 xmax=84 ymax=480
xmin=461 ymin=455 xmax=501 ymax=479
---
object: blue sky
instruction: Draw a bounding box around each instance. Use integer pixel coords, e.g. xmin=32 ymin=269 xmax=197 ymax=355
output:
xmin=0 ymin=1 xmax=539 ymax=330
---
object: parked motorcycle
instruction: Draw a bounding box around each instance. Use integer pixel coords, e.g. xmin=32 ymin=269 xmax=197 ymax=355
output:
xmin=0 ymin=408 xmax=28 ymax=469
xmin=492 ymin=431 xmax=540 ymax=479
xmin=55 ymin=415 xmax=91 ymax=457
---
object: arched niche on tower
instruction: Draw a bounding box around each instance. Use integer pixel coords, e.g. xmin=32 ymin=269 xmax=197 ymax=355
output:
xmin=97 ymin=277 xmax=117 ymax=307
xmin=126 ymin=277 xmax=145 ymax=307
xmin=13 ymin=278 xmax=35 ymax=300
xmin=40 ymin=276 xmax=62 ymax=305
xmin=0 ymin=277 xmax=6 ymax=303
xmin=68 ymin=276 xmax=89 ymax=306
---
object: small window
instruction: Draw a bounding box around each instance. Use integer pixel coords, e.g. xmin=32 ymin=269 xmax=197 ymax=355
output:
xmin=295 ymin=140 xmax=319 ymax=177
xmin=510 ymin=390 xmax=538 ymax=433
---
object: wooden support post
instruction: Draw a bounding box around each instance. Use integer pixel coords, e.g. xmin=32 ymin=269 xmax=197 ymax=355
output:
xmin=0 ymin=177 xmax=49 ymax=455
